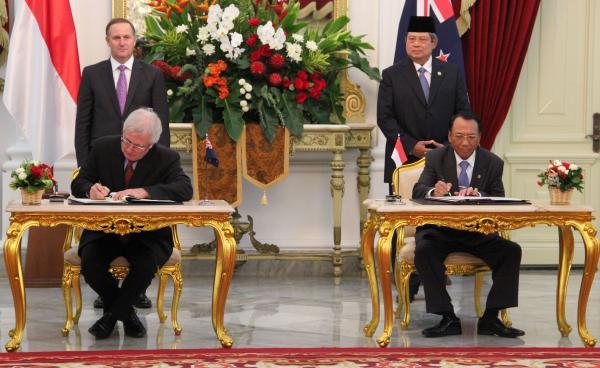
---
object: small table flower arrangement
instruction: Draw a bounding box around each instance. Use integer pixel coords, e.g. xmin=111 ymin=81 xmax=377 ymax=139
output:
xmin=9 ymin=160 xmax=57 ymax=205
xmin=537 ymin=160 xmax=584 ymax=204
xmin=142 ymin=0 xmax=380 ymax=143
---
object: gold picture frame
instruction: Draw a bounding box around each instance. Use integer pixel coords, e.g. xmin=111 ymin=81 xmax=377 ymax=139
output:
xmin=111 ymin=0 xmax=365 ymax=122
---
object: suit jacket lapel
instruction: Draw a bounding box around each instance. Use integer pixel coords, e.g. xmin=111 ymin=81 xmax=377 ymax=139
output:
xmin=470 ymin=147 xmax=487 ymax=190
xmin=125 ymin=60 xmax=142 ymax=115
xmin=102 ymin=59 xmax=122 ymax=117
xmin=429 ymin=59 xmax=445 ymax=105
xmin=127 ymin=146 xmax=156 ymax=188
xmin=401 ymin=60 xmax=428 ymax=106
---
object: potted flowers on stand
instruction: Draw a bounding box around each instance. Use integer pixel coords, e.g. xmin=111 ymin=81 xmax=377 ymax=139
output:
xmin=9 ymin=160 xmax=57 ymax=205
xmin=537 ymin=160 xmax=584 ymax=205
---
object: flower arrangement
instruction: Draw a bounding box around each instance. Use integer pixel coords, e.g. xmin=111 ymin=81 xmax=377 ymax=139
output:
xmin=142 ymin=0 xmax=380 ymax=142
xmin=537 ymin=160 xmax=584 ymax=193
xmin=9 ymin=160 xmax=56 ymax=193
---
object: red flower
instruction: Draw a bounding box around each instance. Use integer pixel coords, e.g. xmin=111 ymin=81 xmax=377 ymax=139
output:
xmin=269 ymin=54 xmax=285 ymax=69
xmin=309 ymin=86 xmax=322 ymax=100
xmin=248 ymin=17 xmax=261 ymax=27
xmin=294 ymin=72 xmax=310 ymax=90
xmin=31 ymin=166 xmax=43 ymax=179
xmin=151 ymin=60 xmax=172 ymax=77
xmin=258 ymin=44 xmax=272 ymax=58
xmin=282 ymin=77 xmax=291 ymax=88
xmin=246 ymin=33 xmax=259 ymax=47
xmin=295 ymin=91 xmax=308 ymax=104
xmin=268 ymin=73 xmax=283 ymax=86
xmin=250 ymin=49 xmax=262 ymax=62
xmin=250 ymin=61 xmax=266 ymax=76
xmin=171 ymin=66 xmax=191 ymax=81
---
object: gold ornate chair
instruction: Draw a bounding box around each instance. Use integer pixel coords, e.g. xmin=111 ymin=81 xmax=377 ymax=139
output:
xmin=61 ymin=169 xmax=184 ymax=336
xmin=392 ymin=158 xmax=509 ymax=329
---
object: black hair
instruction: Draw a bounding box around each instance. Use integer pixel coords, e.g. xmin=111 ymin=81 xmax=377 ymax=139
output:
xmin=449 ymin=111 xmax=481 ymax=133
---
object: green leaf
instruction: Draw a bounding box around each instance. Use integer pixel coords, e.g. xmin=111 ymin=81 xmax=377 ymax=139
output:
xmin=193 ymin=95 xmax=214 ymax=138
xmin=349 ymin=51 xmax=381 ymax=81
xmin=144 ymin=15 xmax=163 ymax=37
xmin=257 ymin=99 xmax=279 ymax=143
xmin=280 ymin=91 xmax=304 ymax=137
xmin=322 ymin=16 xmax=350 ymax=35
xmin=223 ymin=99 xmax=244 ymax=142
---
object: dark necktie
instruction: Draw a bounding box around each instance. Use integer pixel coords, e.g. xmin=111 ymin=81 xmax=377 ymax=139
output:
xmin=117 ymin=64 xmax=127 ymax=114
xmin=458 ymin=161 xmax=470 ymax=189
xmin=418 ymin=66 xmax=430 ymax=101
xmin=124 ymin=161 xmax=134 ymax=187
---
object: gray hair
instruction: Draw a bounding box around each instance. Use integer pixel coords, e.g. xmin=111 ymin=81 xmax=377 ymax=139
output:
xmin=122 ymin=108 xmax=162 ymax=144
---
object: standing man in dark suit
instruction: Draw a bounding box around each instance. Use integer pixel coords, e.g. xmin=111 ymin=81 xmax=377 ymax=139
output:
xmin=75 ymin=18 xmax=170 ymax=308
xmin=71 ymin=108 xmax=192 ymax=339
xmin=377 ymin=16 xmax=470 ymax=300
xmin=412 ymin=112 xmax=524 ymax=338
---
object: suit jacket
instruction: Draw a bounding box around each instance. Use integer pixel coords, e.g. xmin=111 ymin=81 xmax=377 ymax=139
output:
xmin=71 ymin=135 xmax=193 ymax=260
xmin=413 ymin=145 xmax=505 ymax=200
xmin=377 ymin=58 xmax=470 ymax=182
xmin=74 ymin=59 xmax=170 ymax=166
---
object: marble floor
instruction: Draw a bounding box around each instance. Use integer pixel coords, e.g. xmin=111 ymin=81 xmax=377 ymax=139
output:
xmin=1 ymin=259 xmax=599 ymax=352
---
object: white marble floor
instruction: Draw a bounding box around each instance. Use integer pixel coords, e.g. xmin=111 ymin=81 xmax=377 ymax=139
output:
xmin=1 ymin=260 xmax=599 ymax=352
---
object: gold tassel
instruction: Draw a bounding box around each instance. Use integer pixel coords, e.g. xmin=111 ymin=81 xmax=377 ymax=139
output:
xmin=261 ymin=190 xmax=268 ymax=206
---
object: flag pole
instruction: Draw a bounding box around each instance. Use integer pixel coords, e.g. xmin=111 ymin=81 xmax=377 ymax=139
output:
xmin=200 ymin=133 xmax=213 ymax=206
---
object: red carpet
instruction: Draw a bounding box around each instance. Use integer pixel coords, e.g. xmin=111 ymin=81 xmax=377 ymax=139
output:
xmin=0 ymin=347 xmax=599 ymax=367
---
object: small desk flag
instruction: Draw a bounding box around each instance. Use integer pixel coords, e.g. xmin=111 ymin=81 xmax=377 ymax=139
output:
xmin=205 ymin=136 xmax=219 ymax=167
xmin=391 ymin=136 xmax=408 ymax=168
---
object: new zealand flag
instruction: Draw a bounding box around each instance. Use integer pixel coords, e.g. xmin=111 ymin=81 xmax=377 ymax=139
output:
xmin=204 ymin=137 xmax=219 ymax=167
xmin=394 ymin=0 xmax=465 ymax=77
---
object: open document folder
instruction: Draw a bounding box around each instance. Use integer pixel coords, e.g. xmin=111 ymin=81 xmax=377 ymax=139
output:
xmin=68 ymin=195 xmax=181 ymax=205
xmin=414 ymin=196 xmax=531 ymax=205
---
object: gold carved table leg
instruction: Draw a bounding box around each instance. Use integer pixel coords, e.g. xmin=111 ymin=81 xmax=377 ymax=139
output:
xmin=570 ymin=221 xmax=600 ymax=347
xmin=330 ymin=148 xmax=345 ymax=279
xmin=556 ymin=225 xmax=574 ymax=337
xmin=361 ymin=216 xmax=379 ymax=337
xmin=210 ymin=220 xmax=237 ymax=348
xmin=3 ymin=220 xmax=30 ymax=352
xmin=375 ymin=220 xmax=396 ymax=347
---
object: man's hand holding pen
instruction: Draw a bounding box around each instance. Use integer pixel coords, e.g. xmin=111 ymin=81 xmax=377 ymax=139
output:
xmin=89 ymin=182 xmax=110 ymax=199
xmin=433 ymin=180 xmax=452 ymax=197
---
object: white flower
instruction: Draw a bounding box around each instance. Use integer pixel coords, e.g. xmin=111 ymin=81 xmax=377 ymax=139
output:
xmin=230 ymin=32 xmax=243 ymax=48
xmin=18 ymin=173 xmax=27 ymax=180
xmin=257 ymin=21 xmax=276 ymax=45
xmin=242 ymin=106 xmax=249 ymax=112
xmin=202 ymin=43 xmax=216 ymax=56
xmin=285 ymin=42 xmax=303 ymax=62
xmin=207 ymin=4 xmax=223 ymax=25
xmin=197 ymin=27 xmax=210 ymax=43
xmin=292 ymin=33 xmax=304 ymax=42
xmin=167 ymin=89 xmax=173 ymax=96
xmin=558 ymin=166 xmax=566 ymax=172
xmin=306 ymin=40 xmax=318 ymax=51
xmin=222 ymin=4 xmax=240 ymax=23
xmin=571 ymin=164 xmax=578 ymax=170
xmin=553 ymin=160 xmax=562 ymax=166
xmin=238 ymin=79 xmax=246 ymax=85
xmin=244 ymin=83 xmax=253 ymax=92
xmin=245 ymin=93 xmax=252 ymax=99
xmin=16 ymin=167 xmax=24 ymax=174
xmin=240 ymin=88 xmax=246 ymax=94
xmin=240 ymin=100 xmax=248 ymax=107
xmin=186 ymin=47 xmax=196 ymax=56
xmin=175 ymin=24 xmax=188 ymax=34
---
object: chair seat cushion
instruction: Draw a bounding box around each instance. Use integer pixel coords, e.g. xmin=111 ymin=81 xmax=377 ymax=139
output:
xmin=397 ymin=238 xmax=488 ymax=265
xmin=64 ymin=247 xmax=180 ymax=267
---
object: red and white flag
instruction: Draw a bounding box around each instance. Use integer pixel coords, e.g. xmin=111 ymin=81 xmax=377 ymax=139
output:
xmin=3 ymin=0 xmax=80 ymax=165
xmin=391 ymin=136 xmax=408 ymax=168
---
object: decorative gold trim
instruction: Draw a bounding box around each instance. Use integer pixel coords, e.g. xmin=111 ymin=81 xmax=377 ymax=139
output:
xmin=112 ymin=0 xmax=127 ymax=18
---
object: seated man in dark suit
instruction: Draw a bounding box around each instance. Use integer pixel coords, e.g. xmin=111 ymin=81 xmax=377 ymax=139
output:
xmin=412 ymin=112 xmax=525 ymax=338
xmin=71 ymin=108 xmax=193 ymax=339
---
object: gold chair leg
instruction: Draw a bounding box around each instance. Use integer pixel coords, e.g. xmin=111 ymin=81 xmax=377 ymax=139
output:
xmin=500 ymin=309 xmax=511 ymax=327
xmin=394 ymin=257 xmax=403 ymax=319
xmin=73 ymin=268 xmax=82 ymax=324
xmin=156 ymin=271 xmax=168 ymax=324
xmin=400 ymin=263 xmax=413 ymax=330
xmin=474 ymin=271 xmax=484 ymax=317
xmin=171 ymin=264 xmax=183 ymax=336
xmin=61 ymin=265 xmax=74 ymax=336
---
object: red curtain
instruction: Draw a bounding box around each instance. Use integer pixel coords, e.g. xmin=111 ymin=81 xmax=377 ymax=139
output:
xmin=462 ymin=0 xmax=541 ymax=149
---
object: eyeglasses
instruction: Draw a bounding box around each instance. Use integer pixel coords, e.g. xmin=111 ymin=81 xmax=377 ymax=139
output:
xmin=452 ymin=134 xmax=479 ymax=141
xmin=121 ymin=136 xmax=151 ymax=152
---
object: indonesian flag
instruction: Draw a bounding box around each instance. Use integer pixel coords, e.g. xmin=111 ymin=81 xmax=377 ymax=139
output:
xmin=3 ymin=0 xmax=81 ymax=165
xmin=391 ymin=136 xmax=408 ymax=168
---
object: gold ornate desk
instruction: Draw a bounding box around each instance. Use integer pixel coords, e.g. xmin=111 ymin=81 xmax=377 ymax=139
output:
xmin=360 ymin=199 xmax=600 ymax=348
xmin=170 ymin=123 xmax=375 ymax=277
xmin=2 ymin=200 xmax=236 ymax=352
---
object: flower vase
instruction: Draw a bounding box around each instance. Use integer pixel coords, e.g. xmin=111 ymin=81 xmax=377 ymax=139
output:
xmin=20 ymin=188 xmax=44 ymax=205
xmin=549 ymin=187 xmax=573 ymax=205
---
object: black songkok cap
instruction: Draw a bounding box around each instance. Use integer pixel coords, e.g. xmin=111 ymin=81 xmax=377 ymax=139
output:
xmin=407 ymin=16 xmax=436 ymax=34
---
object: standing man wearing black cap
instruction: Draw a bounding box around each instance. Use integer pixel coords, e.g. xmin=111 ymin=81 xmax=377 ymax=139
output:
xmin=377 ymin=16 xmax=471 ymax=301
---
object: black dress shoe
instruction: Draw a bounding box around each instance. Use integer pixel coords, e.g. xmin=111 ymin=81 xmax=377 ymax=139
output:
xmin=134 ymin=293 xmax=152 ymax=309
xmin=88 ymin=312 xmax=117 ymax=339
xmin=123 ymin=311 xmax=147 ymax=338
xmin=422 ymin=316 xmax=462 ymax=337
xmin=93 ymin=296 xmax=104 ymax=309
xmin=478 ymin=317 xmax=525 ymax=338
